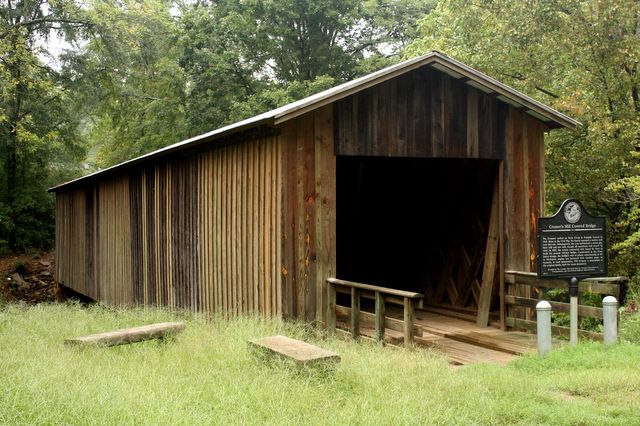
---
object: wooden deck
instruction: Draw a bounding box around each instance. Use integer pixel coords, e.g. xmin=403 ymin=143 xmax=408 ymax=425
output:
xmin=344 ymin=306 xmax=539 ymax=366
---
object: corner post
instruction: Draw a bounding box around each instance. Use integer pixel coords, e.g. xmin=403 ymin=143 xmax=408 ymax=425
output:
xmin=326 ymin=279 xmax=336 ymax=334
xmin=350 ymin=287 xmax=360 ymax=340
xmin=403 ymin=297 xmax=414 ymax=347
xmin=375 ymin=291 xmax=385 ymax=346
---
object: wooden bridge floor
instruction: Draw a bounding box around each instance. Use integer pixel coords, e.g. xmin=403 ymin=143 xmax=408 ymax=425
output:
xmin=386 ymin=307 xmax=540 ymax=366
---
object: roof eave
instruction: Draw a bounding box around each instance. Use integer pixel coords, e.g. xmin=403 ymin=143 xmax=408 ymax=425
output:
xmin=48 ymin=115 xmax=275 ymax=192
xmin=428 ymin=54 xmax=581 ymax=131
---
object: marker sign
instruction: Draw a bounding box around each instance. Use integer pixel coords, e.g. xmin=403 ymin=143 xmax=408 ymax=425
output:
xmin=537 ymin=199 xmax=607 ymax=279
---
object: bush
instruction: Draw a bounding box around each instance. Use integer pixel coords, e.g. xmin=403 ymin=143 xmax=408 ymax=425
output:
xmin=620 ymin=312 xmax=640 ymax=343
xmin=13 ymin=261 xmax=26 ymax=276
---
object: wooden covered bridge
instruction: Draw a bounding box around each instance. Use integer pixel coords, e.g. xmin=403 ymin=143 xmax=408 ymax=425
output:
xmin=53 ymin=52 xmax=621 ymax=363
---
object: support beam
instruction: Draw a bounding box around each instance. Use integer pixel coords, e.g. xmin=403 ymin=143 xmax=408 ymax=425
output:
xmin=477 ymin=176 xmax=500 ymax=327
xmin=375 ymin=291 xmax=385 ymax=345
xmin=403 ymin=297 xmax=415 ymax=347
xmin=351 ymin=287 xmax=360 ymax=340
xmin=327 ymin=281 xmax=336 ymax=332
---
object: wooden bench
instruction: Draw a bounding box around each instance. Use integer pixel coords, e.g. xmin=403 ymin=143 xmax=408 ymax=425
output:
xmin=65 ymin=322 xmax=186 ymax=347
xmin=248 ymin=335 xmax=340 ymax=367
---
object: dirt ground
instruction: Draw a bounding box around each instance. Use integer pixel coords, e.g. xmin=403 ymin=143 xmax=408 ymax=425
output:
xmin=0 ymin=251 xmax=63 ymax=304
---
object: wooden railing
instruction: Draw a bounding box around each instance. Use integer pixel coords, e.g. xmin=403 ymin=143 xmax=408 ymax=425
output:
xmin=326 ymin=278 xmax=425 ymax=347
xmin=505 ymin=271 xmax=628 ymax=340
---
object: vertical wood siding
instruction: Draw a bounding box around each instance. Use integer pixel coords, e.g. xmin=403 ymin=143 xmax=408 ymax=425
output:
xmin=55 ymin=189 xmax=88 ymax=297
xmin=280 ymin=105 xmax=336 ymax=322
xmin=55 ymin=67 xmax=547 ymax=327
xmin=335 ymin=67 xmax=507 ymax=160
xmin=97 ymin=176 xmax=133 ymax=304
xmin=504 ymin=107 xmax=547 ymax=321
xmin=56 ymin=137 xmax=283 ymax=316
xmin=504 ymin=107 xmax=546 ymax=272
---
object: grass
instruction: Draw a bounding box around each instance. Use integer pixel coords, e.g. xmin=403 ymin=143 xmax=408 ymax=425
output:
xmin=1 ymin=303 xmax=640 ymax=425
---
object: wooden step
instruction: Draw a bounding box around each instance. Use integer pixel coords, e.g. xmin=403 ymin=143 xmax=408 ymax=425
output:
xmin=65 ymin=322 xmax=186 ymax=347
xmin=249 ymin=335 xmax=340 ymax=367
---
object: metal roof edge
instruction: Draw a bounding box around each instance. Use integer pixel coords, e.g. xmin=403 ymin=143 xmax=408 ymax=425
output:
xmin=272 ymin=52 xmax=441 ymax=123
xmin=48 ymin=114 xmax=275 ymax=192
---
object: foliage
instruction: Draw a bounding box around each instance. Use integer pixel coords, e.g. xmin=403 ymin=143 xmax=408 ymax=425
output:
xmin=12 ymin=260 xmax=26 ymax=275
xmin=620 ymin=311 xmax=640 ymax=343
xmin=178 ymin=0 xmax=433 ymax=137
xmin=65 ymin=0 xmax=188 ymax=167
xmin=0 ymin=0 xmax=89 ymax=252
xmin=406 ymin=0 xmax=640 ymax=297
xmin=1 ymin=303 xmax=640 ymax=424
xmin=1 ymin=0 xmax=432 ymax=252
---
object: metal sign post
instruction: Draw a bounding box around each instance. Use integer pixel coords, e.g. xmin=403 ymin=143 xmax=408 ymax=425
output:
xmin=537 ymin=199 xmax=608 ymax=345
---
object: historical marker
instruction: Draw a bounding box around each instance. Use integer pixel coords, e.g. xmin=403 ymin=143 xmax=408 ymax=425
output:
xmin=537 ymin=199 xmax=607 ymax=279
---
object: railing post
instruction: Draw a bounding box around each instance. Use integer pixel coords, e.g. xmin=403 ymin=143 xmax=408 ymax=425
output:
xmin=536 ymin=301 xmax=552 ymax=356
xmin=603 ymin=296 xmax=618 ymax=346
xmin=375 ymin=291 xmax=385 ymax=346
xmin=403 ymin=297 xmax=414 ymax=347
xmin=327 ymin=280 xmax=336 ymax=334
xmin=351 ymin=287 xmax=360 ymax=340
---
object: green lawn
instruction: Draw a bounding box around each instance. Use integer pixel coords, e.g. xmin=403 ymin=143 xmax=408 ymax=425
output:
xmin=0 ymin=302 xmax=639 ymax=425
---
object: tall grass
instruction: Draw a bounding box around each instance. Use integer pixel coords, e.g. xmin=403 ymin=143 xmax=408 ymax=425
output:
xmin=0 ymin=302 xmax=639 ymax=425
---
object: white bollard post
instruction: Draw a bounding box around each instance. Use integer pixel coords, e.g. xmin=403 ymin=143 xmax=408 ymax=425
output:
xmin=536 ymin=301 xmax=552 ymax=356
xmin=569 ymin=277 xmax=579 ymax=346
xmin=602 ymin=296 xmax=618 ymax=346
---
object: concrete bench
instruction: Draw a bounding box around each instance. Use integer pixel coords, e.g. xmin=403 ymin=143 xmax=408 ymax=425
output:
xmin=248 ymin=335 xmax=340 ymax=367
xmin=65 ymin=322 xmax=186 ymax=347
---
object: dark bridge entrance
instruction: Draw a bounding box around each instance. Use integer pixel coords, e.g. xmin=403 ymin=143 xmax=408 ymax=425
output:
xmin=336 ymin=156 xmax=500 ymax=317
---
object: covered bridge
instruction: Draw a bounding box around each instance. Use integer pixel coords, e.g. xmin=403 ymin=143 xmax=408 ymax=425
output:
xmin=51 ymin=52 xmax=579 ymax=329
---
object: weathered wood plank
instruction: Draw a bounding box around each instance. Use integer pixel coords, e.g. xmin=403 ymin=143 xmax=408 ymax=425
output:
xmin=419 ymin=322 xmax=532 ymax=355
xmin=477 ymin=175 xmax=500 ymax=327
xmin=414 ymin=334 xmax=516 ymax=366
xmin=335 ymin=322 xmax=405 ymax=346
xmin=375 ymin=291 xmax=385 ymax=344
xmin=506 ymin=317 xmax=604 ymax=341
xmin=466 ymin=87 xmax=479 ymax=157
xmin=327 ymin=278 xmax=424 ymax=299
xmin=65 ymin=322 xmax=185 ymax=347
xmin=350 ymin=287 xmax=360 ymax=340
xmin=335 ymin=68 xmax=505 ymax=159
xmin=498 ymin=161 xmax=506 ymax=330
xmin=248 ymin=335 xmax=340 ymax=366
xmin=335 ymin=305 xmax=423 ymax=336
xmin=504 ymin=295 xmax=604 ymax=319
xmin=404 ymin=297 xmax=415 ymax=346
xmin=326 ymin=281 xmax=336 ymax=332
xmin=314 ymin=105 xmax=336 ymax=325
xmin=505 ymin=271 xmax=626 ymax=296
xmin=527 ymin=115 xmax=543 ymax=272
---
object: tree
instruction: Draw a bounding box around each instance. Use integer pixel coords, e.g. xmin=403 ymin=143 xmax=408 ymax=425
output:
xmin=179 ymin=0 xmax=433 ymax=136
xmin=405 ymin=0 xmax=640 ymax=290
xmin=0 ymin=0 xmax=89 ymax=251
xmin=66 ymin=0 xmax=188 ymax=167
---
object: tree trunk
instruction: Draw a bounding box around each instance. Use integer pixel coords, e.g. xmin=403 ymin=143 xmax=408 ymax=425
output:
xmin=6 ymin=49 xmax=22 ymax=250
